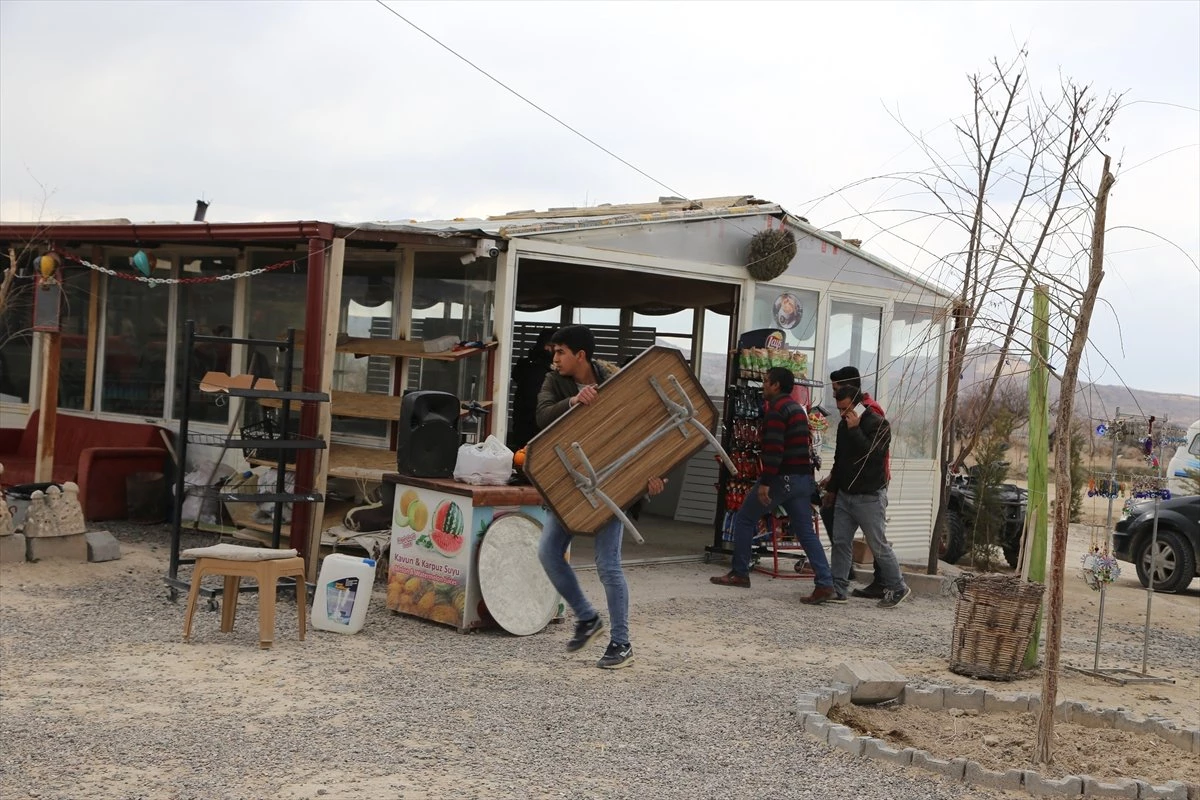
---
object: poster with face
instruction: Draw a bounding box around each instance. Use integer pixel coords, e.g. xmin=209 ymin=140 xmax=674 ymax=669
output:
xmin=773 ymin=292 xmax=803 ymax=330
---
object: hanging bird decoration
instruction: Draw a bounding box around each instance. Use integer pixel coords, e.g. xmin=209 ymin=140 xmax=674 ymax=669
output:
xmin=39 ymin=252 xmax=61 ymax=281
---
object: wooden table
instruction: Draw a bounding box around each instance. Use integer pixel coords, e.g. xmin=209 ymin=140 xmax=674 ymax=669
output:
xmin=523 ymin=346 xmax=723 ymax=537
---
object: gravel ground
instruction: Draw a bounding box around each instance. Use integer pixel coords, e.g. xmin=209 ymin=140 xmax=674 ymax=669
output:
xmin=1 ymin=521 xmax=1197 ymax=800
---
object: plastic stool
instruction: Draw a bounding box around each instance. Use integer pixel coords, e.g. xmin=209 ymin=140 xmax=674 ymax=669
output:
xmin=181 ymin=544 xmax=307 ymax=649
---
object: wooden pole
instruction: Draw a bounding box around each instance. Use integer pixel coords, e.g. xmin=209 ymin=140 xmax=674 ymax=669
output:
xmin=34 ymin=330 xmax=61 ymax=482
xmin=83 ymin=248 xmax=102 ymax=411
xmin=1023 ymin=285 xmax=1050 ymax=669
xmin=1035 ymin=155 xmax=1115 ymax=764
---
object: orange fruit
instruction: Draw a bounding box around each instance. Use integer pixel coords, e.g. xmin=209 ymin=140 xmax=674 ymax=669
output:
xmin=514 ymin=448 xmax=526 ymax=468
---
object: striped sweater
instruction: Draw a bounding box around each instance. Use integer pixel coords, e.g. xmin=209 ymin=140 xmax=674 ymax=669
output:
xmin=759 ymin=395 xmax=814 ymax=482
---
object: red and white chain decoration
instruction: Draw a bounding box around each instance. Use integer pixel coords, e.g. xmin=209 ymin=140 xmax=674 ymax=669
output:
xmin=54 ymin=250 xmax=298 ymax=287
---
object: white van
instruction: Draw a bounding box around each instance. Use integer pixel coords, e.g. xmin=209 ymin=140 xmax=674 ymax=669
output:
xmin=1167 ymin=419 xmax=1200 ymax=496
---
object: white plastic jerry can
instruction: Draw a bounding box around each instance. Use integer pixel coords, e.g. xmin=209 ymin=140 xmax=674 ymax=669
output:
xmin=311 ymin=553 xmax=376 ymax=634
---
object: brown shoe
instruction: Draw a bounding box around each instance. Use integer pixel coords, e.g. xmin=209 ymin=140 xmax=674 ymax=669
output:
xmin=800 ymin=586 xmax=837 ymax=605
xmin=710 ymin=571 xmax=751 ymax=588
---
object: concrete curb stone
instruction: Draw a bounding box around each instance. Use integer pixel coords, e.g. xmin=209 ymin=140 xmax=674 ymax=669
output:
xmin=1079 ymin=775 xmax=1139 ymax=798
xmin=964 ymin=760 xmax=1024 ymax=791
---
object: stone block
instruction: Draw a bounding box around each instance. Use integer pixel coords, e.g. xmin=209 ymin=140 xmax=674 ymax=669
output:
xmin=1112 ymin=710 xmax=1149 ymax=734
xmin=1056 ymin=700 xmax=1088 ymax=723
xmin=1 ymin=533 xmax=26 ymax=563
xmin=904 ymin=686 xmax=945 ymax=710
xmin=1028 ymin=696 xmax=1043 ymax=715
xmin=902 ymin=570 xmax=950 ymax=597
xmin=830 ymin=730 xmax=864 ymax=756
xmin=833 ymin=660 xmax=907 ymax=705
xmin=85 ymin=530 xmax=122 ymax=562
xmin=1024 ymin=772 xmax=1083 ymax=797
xmin=943 ymin=687 xmax=987 ymax=711
xmin=964 ymin=760 xmax=1024 ymax=791
xmin=1080 ymin=775 xmax=1138 ymax=798
xmin=1077 ymin=707 xmax=1118 ymax=729
xmin=803 ymin=713 xmax=831 ymax=740
xmin=829 ymin=681 xmax=852 ymax=708
xmin=1152 ymin=723 xmax=1195 ymax=753
xmin=984 ymin=691 xmax=1031 ymax=713
xmin=861 ymin=737 xmax=914 ymax=766
xmin=795 ymin=692 xmax=820 ymax=714
xmin=911 ymin=750 xmax=967 ymax=780
xmin=26 ymin=532 xmax=87 ymax=561
xmin=1136 ymin=781 xmax=1188 ymax=800
xmin=825 ymin=723 xmax=856 ymax=748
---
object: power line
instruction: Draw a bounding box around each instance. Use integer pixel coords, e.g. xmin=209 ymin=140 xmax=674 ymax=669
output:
xmin=372 ymin=0 xmax=687 ymax=202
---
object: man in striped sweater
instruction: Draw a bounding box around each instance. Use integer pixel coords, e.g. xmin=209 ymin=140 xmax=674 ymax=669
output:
xmin=712 ymin=367 xmax=836 ymax=604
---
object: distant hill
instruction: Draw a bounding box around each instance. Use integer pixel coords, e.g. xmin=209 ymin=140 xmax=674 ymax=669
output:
xmin=961 ymin=344 xmax=1200 ymax=425
xmin=680 ymin=340 xmax=1199 ymax=426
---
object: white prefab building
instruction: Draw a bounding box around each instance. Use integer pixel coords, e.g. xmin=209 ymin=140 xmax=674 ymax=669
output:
xmin=0 ymin=195 xmax=951 ymax=561
xmin=390 ymin=195 xmax=953 ymax=561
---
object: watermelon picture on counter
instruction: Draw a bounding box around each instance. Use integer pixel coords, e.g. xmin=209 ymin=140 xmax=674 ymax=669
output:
xmin=414 ymin=499 xmax=465 ymax=557
xmin=430 ymin=500 xmax=465 ymax=556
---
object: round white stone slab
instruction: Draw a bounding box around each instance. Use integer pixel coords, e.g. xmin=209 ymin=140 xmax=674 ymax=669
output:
xmin=477 ymin=513 xmax=557 ymax=636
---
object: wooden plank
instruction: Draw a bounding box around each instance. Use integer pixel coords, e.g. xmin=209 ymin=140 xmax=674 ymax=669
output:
xmin=34 ymin=332 xmax=61 ymax=483
xmin=259 ymin=390 xmax=491 ymax=421
xmin=338 ymin=336 xmax=496 ymax=361
xmin=524 ymin=346 xmax=717 ymax=534
xmin=381 ymin=474 xmax=543 ymax=508
xmin=83 ymin=249 xmax=101 ymax=411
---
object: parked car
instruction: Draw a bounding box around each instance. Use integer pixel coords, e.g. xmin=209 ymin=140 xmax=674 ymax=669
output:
xmin=1111 ymin=494 xmax=1200 ymax=593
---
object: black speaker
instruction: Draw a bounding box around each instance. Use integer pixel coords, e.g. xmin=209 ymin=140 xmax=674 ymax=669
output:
xmin=396 ymin=391 xmax=460 ymax=477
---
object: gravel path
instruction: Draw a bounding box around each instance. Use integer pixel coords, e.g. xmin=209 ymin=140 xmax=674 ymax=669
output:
xmin=1 ymin=522 xmax=1196 ymax=800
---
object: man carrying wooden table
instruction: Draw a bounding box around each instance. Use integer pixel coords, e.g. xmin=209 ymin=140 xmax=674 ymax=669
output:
xmin=534 ymin=325 xmax=665 ymax=670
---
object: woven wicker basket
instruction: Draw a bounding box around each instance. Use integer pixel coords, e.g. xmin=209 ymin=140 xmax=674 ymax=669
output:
xmin=949 ymin=573 xmax=1045 ymax=681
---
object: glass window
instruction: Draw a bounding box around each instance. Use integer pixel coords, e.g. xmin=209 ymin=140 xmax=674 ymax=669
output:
xmin=244 ymin=252 xmax=399 ymax=441
xmin=0 ymin=251 xmax=91 ymax=407
xmin=828 ymin=300 xmax=881 ymax=396
xmin=409 ymin=252 xmax=495 ymax=405
xmin=175 ymin=256 xmax=237 ymax=424
xmin=751 ymin=286 xmax=818 ymax=381
xmin=57 ymin=267 xmax=92 ymax=410
xmin=101 ymin=254 xmax=173 ymax=417
xmin=334 ymin=259 xmax=397 ymax=439
xmin=885 ymin=303 xmax=943 ymax=459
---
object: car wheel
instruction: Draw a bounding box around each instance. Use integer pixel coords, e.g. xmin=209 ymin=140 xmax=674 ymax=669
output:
xmin=941 ymin=509 xmax=967 ymax=566
xmin=1134 ymin=529 xmax=1196 ymax=594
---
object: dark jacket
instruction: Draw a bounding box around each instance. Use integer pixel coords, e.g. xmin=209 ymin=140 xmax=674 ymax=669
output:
xmin=534 ymin=359 xmax=619 ymax=432
xmin=507 ymin=346 xmax=553 ymax=450
xmin=826 ymin=409 xmax=891 ymax=495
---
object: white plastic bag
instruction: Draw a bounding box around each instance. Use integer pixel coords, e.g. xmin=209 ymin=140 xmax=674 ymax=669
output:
xmin=453 ymin=435 xmax=514 ymax=486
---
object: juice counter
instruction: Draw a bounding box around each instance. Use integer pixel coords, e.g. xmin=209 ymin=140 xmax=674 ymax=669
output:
xmin=383 ymin=474 xmax=549 ymax=633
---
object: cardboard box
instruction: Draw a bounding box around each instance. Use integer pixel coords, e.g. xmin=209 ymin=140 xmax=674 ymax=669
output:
xmin=852 ymin=538 xmax=874 ymax=565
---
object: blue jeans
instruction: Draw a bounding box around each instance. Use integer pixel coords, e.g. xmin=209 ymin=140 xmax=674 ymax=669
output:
xmin=538 ymin=513 xmax=629 ymax=644
xmin=829 ymin=490 xmax=906 ymax=597
xmin=731 ymin=473 xmax=831 ymax=588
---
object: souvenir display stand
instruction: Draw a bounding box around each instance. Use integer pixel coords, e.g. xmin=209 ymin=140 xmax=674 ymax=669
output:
xmin=384 ymin=474 xmax=548 ymax=633
xmin=705 ymin=329 xmax=823 ymax=577
xmin=166 ymin=323 xmax=328 ymax=605
xmin=1066 ymin=411 xmax=1173 ymax=685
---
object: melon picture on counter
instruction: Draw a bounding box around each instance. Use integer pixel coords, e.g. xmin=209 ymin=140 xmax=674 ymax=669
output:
xmin=429 ymin=499 xmax=465 ymax=557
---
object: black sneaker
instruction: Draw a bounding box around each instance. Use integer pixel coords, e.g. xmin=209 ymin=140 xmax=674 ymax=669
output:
xmin=826 ymin=592 xmax=849 ymax=605
xmin=597 ymin=641 xmax=634 ymax=669
xmin=878 ymin=586 xmax=912 ymax=609
xmin=852 ymin=584 xmax=886 ymax=600
xmin=566 ymin=615 xmax=604 ymax=652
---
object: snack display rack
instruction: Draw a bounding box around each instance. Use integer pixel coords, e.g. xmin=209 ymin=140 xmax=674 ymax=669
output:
xmin=705 ymin=329 xmax=823 ymax=576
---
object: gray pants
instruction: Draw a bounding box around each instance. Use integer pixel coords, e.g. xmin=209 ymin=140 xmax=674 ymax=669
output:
xmin=829 ymin=490 xmax=907 ymax=597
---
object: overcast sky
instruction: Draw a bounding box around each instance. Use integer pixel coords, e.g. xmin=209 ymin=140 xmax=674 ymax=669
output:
xmin=2 ymin=0 xmax=1197 ymax=401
